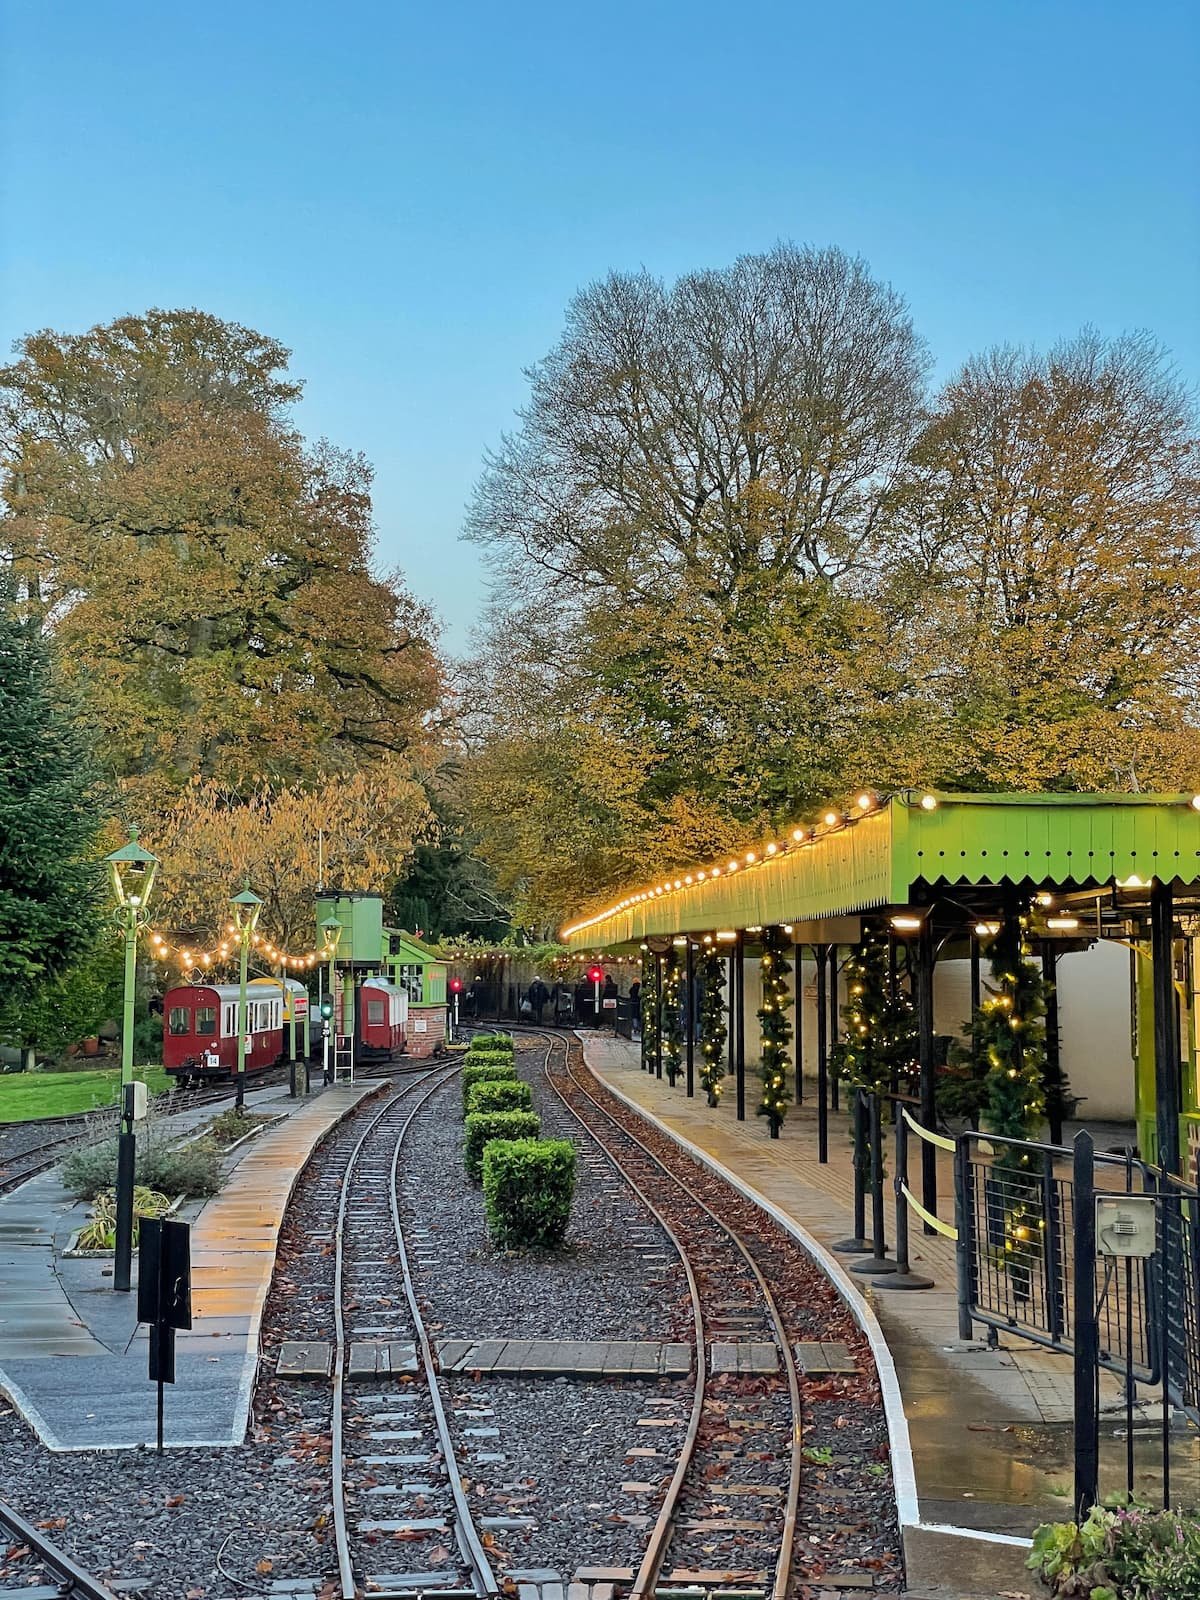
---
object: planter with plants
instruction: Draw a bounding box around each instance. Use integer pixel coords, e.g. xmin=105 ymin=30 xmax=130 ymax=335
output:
xmin=1030 ymin=1504 xmax=1200 ymax=1598
xmin=65 ymin=1185 xmax=176 ymax=1257
xmin=62 ymin=1129 xmax=224 ymax=1201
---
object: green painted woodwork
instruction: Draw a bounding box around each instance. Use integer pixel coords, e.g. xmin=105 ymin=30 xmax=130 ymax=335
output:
xmin=385 ymin=927 xmax=447 ymax=1006
xmin=314 ymin=892 xmax=384 ymax=965
xmin=561 ymin=793 xmax=1200 ymax=950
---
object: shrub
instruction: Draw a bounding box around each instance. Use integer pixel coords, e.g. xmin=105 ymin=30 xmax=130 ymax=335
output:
xmin=464 ymin=1047 xmax=515 ymax=1069
xmin=461 ymin=1060 xmax=518 ymax=1109
xmin=62 ymin=1134 xmax=223 ymax=1200
xmin=207 ymin=1108 xmax=273 ymax=1147
xmin=463 ymin=1110 xmax=540 ymax=1181
xmin=466 ymin=1079 xmax=533 ymax=1117
xmin=471 ymin=1033 xmax=514 ymax=1052
xmin=76 ymin=1186 xmax=172 ymax=1250
xmin=483 ymin=1137 xmax=576 ymax=1248
xmin=1030 ymin=1504 xmax=1200 ymax=1597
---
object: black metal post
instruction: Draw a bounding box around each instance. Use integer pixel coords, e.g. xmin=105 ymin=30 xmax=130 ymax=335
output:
xmin=1150 ymin=878 xmax=1181 ymax=1175
xmin=816 ymin=944 xmax=828 ymax=1163
xmin=916 ymin=914 xmax=937 ymax=1228
xmin=1073 ymin=1131 xmax=1100 ymax=1521
xmin=114 ymin=1119 xmax=136 ymax=1294
xmin=1042 ymin=943 xmax=1064 ymax=1144
xmin=828 ymin=946 xmax=840 ymax=1112
xmin=954 ymin=1134 xmax=974 ymax=1338
xmin=654 ymin=953 xmax=663 ymax=1080
xmin=727 ymin=952 xmax=736 ymax=1083
xmin=834 ymin=1088 xmax=870 ymax=1253
xmin=1160 ymin=1184 xmax=1172 ymax=1510
xmin=870 ymin=1108 xmax=934 ymax=1290
xmin=685 ymin=940 xmax=695 ymax=1098
xmin=793 ymin=942 xmax=804 ymax=1103
xmin=853 ymin=1092 xmax=894 ymax=1275
xmin=734 ymin=932 xmax=746 ymax=1121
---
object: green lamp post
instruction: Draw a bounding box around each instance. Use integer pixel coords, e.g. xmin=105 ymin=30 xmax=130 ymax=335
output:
xmin=320 ymin=916 xmax=343 ymax=1085
xmin=231 ymin=886 xmax=263 ymax=1111
xmin=104 ymin=826 xmax=159 ymax=1293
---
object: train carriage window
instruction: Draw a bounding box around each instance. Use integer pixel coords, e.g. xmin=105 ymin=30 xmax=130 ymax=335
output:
xmin=168 ymin=1007 xmax=190 ymax=1036
xmin=396 ymin=964 xmax=424 ymax=1004
xmin=222 ymin=1002 xmax=237 ymax=1035
xmin=367 ymin=998 xmax=385 ymax=1025
xmin=195 ymin=1007 xmax=217 ymax=1036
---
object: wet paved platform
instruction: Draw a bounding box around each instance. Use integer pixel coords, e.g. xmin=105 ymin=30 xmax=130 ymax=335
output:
xmin=578 ymin=1033 xmax=1068 ymax=1580
xmin=0 ymin=1080 xmax=375 ymax=1449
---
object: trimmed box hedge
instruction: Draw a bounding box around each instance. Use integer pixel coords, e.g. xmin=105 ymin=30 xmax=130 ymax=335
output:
xmin=470 ymin=1032 xmax=514 ymax=1052
xmin=463 ymin=1109 xmax=540 ymax=1181
xmin=462 ymin=1060 xmax=519 ymax=1110
xmin=483 ymin=1136 xmax=576 ymax=1248
xmin=466 ymin=1078 xmax=533 ymax=1117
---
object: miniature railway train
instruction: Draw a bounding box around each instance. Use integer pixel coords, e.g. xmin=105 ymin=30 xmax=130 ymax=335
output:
xmin=161 ymin=976 xmax=409 ymax=1083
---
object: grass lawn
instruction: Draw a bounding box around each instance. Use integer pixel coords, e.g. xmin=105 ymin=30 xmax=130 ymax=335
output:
xmin=0 ymin=1065 xmax=171 ymax=1123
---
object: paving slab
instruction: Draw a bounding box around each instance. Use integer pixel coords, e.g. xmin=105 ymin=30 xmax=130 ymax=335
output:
xmin=0 ymin=1081 xmax=375 ymax=1449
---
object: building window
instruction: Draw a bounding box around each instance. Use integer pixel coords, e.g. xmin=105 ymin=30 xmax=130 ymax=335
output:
xmin=396 ymin=964 xmax=424 ymax=1004
xmin=168 ymin=1007 xmax=190 ymax=1036
xmin=195 ymin=1007 xmax=217 ymax=1036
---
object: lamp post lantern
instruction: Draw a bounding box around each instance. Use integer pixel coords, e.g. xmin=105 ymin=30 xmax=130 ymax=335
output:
xmin=104 ymin=826 xmax=159 ymax=1293
xmin=320 ymin=916 xmax=343 ymax=1085
xmin=230 ymin=886 xmax=263 ymax=1111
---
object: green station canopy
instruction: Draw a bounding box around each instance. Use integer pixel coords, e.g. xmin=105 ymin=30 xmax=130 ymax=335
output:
xmin=560 ymin=791 xmax=1200 ymax=949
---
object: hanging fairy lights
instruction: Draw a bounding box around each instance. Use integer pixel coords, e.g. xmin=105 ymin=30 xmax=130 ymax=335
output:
xmin=560 ymin=787 xmax=935 ymax=938
xmin=148 ymin=927 xmax=336 ymax=975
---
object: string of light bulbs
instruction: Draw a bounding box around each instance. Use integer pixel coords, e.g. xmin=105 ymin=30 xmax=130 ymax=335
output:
xmin=148 ymin=929 xmax=337 ymax=972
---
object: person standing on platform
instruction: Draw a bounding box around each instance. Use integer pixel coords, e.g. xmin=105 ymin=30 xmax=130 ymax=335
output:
xmin=528 ymin=976 xmax=549 ymax=1024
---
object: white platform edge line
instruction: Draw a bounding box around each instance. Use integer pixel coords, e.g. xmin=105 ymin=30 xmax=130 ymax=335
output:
xmin=579 ymin=1037 xmax=1033 ymax=1551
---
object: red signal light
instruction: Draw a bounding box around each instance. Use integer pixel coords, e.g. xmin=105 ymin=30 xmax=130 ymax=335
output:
xmin=588 ymin=967 xmax=603 ymax=983
xmin=449 ymin=977 xmax=463 ymax=993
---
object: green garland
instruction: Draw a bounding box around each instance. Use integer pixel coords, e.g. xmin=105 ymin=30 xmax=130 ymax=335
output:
xmin=698 ymin=948 xmax=727 ymax=1106
xmin=756 ymin=927 xmax=792 ymax=1136
xmin=831 ymin=925 xmax=917 ymax=1095
xmin=662 ymin=948 xmax=683 ymax=1087
xmin=640 ymin=953 xmax=660 ymax=1071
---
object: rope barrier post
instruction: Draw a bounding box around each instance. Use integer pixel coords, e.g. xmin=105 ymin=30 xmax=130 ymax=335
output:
xmin=852 ymin=1092 xmax=895 ymax=1277
xmin=872 ymin=1106 xmax=934 ymax=1291
xmin=833 ymin=1087 xmax=871 ymax=1254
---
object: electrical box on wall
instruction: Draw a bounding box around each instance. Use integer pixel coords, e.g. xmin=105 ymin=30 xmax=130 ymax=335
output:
xmin=1095 ymin=1195 xmax=1157 ymax=1259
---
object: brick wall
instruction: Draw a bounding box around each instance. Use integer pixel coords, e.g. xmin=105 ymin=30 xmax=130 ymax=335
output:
xmin=406 ymin=1005 xmax=446 ymax=1057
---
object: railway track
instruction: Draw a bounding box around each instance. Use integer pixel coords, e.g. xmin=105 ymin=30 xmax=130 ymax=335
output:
xmin=329 ymin=1062 xmax=499 ymax=1600
xmin=518 ymin=1026 xmax=802 ymax=1600
xmin=0 ymin=1495 xmax=118 ymax=1600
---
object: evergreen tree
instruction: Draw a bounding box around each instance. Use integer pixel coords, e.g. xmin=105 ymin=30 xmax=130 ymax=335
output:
xmin=832 ymin=925 xmax=917 ymax=1094
xmin=662 ymin=948 xmax=683 ymax=1087
xmin=0 ymin=579 xmax=104 ymax=1013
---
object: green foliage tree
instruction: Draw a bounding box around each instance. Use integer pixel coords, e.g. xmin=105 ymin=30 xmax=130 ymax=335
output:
xmin=756 ymin=928 xmax=792 ymax=1136
xmin=0 ymin=578 xmax=106 ymax=1058
xmin=0 ymin=938 xmax=121 ymax=1066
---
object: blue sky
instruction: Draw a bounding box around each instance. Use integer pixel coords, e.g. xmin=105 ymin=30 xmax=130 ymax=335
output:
xmin=2 ymin=0 xmax=1197 ymax=649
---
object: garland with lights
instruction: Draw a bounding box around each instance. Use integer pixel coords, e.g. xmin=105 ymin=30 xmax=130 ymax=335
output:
xmin=830 ymin=924 xmax=917 ymax=1096
xmin=662 ymin=948 xmax=683 ymax=1087
xmin=698 ymin=948 xmax=727 ymax=1106
xmin=640 ymin=952 xmax=661 ymax=1072
xmin=970 ymin=927 xmax=1050 ymax=1299
xmin=756 ymin=926 xmax=792 ymax=1137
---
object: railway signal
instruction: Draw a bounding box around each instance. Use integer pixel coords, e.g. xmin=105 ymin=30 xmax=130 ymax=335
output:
xmin=589 ymin=965 xmax=603 ymax=1026
xmin=449 ymin=976 xmax=463 ymax=1037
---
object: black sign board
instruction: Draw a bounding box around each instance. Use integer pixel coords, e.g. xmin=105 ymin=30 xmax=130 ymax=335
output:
xmin=138 ymin=1217 xmax=192 ymax=1451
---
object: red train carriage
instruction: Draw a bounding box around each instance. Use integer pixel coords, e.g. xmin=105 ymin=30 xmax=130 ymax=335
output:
xmin=163 ymin=982 xmax=285 ymax=1084
xmin=358 ymin=976 xmax=408 ymax=1061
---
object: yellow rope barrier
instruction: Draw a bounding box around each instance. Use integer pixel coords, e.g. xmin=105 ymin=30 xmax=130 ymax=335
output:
xmin=901 ymin=1105 xmax=955 ymax=1152
xmin=899 ymin=1181 xmax=959 ymax=1240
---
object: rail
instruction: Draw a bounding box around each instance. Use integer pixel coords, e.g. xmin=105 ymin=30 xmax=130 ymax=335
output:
xmin=0 ymin=1495 xmax=119 ymax=1600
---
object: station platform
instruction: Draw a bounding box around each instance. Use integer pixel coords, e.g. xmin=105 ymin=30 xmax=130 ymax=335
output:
xmin=0 ymin=1079 xmax=374 ymax=1450
xmin=576 ymin=1034 xmax=1089 ymax=1592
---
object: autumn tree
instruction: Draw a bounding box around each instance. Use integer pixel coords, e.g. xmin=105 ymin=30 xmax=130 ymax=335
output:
xmin=0 ymin=310 xmax=442 ymax=809
xmin=149 ymin=764 xmax=434 ymax=957
xmin=893 ymin=330 xmax=1200 ymax=790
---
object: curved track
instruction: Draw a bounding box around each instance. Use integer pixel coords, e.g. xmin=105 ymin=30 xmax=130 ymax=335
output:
xmin=515 ymin=1026 xmax=802 ymax=1600
xmin=329 ymin=1063 xmax=498 ymax=1600
xmin=0 ymin=1495 xmax=118 ymax=1599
